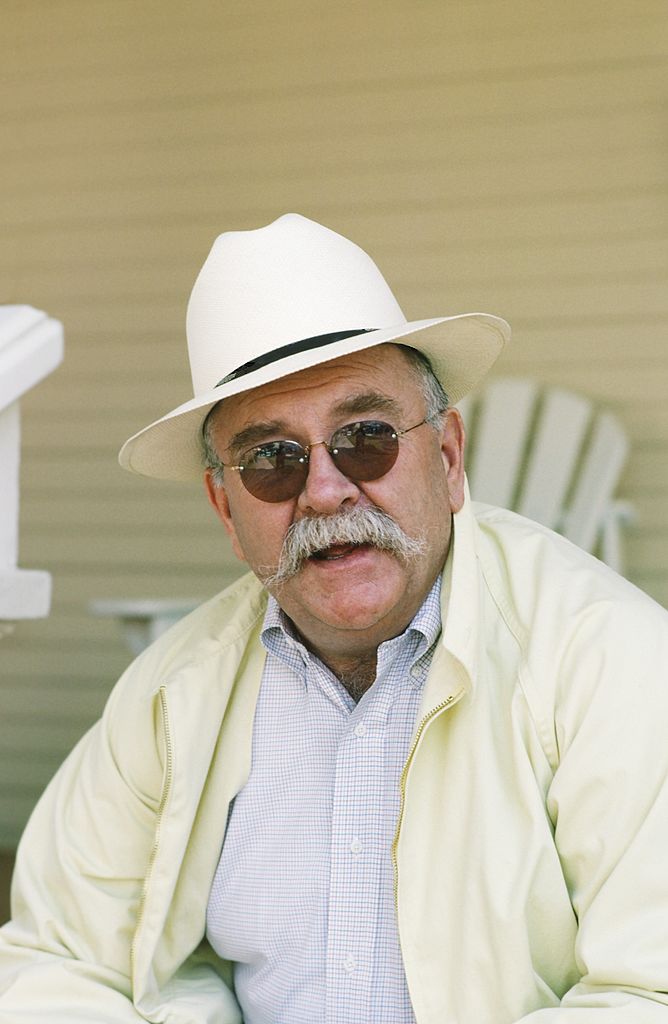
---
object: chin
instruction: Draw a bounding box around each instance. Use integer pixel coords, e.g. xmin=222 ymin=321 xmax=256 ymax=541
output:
xmin=306 ymin=587 xmax=405 ymax=633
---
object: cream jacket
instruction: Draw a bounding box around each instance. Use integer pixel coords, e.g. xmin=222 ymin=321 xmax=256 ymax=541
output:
xmin=2 ymin=496 xmax=668 ymax=1023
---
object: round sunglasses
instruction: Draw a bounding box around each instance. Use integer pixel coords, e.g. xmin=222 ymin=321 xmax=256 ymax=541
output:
xmin=218 ymin=418 xmax=430 ymax=503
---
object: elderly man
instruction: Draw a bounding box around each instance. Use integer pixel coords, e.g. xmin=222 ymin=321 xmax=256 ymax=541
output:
xmin=1 ymin=214 xmax=668 ymax=1023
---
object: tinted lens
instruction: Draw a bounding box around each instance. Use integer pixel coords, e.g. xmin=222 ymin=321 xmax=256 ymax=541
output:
xmin=330 ymin=421 xmax=399 ymax=481
xmin=240 ymin=440 xmax=308 ymax=502
xmin=237 ymin=422 xmax=401 ymax=502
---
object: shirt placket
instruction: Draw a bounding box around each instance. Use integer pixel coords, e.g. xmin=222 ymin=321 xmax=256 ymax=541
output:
xmin=325 ymin=696 xmax=388 ymax=1024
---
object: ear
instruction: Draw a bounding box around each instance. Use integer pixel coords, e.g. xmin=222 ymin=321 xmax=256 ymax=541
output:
xmin=204 ymin=471 xmax=247 ymax=563
xmin=440 ymin=408 xmax=466 ymax=513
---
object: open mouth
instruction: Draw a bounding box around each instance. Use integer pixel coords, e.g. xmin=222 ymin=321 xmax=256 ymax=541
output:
xmin=310 ymin=543 xmax=369 ymax=561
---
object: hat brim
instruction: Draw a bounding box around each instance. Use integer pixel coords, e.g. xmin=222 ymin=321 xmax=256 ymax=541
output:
xmin=119 ymin=312 xmax=509 ymax=480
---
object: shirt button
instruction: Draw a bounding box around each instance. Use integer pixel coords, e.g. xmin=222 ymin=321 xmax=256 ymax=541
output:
xmin=343 ymin=955 xmax=357 ymax=973
xmin=350 ymin=837 xmax=363 ymax=855
xmin=410 ymin=665 xmax=421 ymax=679
xmin=353 ymin=722 xmax=367 ymax=737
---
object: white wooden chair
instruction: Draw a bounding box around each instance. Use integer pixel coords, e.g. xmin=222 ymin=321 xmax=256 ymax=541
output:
xmin=458 ymin=377 xmax=633 ymax=573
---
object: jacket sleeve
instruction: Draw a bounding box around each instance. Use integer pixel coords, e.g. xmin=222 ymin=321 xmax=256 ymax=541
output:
xmin=0 ymin=654 xmax=220 ymax=1023
xmin=515 ymin=590 xmax=668 ymax=1021
xmin=0 ymin=654 xmax=167 ymax=1022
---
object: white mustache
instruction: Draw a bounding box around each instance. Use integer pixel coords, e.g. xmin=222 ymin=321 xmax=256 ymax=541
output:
xmin=260 ymin=506 xmax=426 ymax=588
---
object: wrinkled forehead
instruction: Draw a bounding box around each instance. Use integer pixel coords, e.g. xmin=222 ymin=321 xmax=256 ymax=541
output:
xmin=205 ymin=343 xmax=420 ymax=436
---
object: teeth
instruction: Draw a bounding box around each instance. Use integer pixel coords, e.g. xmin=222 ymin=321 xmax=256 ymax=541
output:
xmin=313 ymin=543 xmax=357 ymax=560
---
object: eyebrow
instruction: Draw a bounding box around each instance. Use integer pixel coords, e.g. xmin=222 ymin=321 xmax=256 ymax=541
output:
xmin=227 ymin=420 xmax=289 ymax=456
xmin=227 ymin=391 xmax=405 ymax=455
xmin=330 ymin=391 xmax=404 ymax=420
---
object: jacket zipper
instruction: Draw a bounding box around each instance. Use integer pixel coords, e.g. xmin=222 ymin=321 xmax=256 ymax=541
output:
xmin=392 ymin=689 xmax=464 ymax=910
xmin=130 ymin=685 xmax=174 ymax=980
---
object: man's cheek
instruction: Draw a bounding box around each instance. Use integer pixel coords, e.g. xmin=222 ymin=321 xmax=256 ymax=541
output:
xmin=224 ymin=513 xmax=250 ymax=564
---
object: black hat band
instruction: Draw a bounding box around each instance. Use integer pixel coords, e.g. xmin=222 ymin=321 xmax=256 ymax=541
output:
xmin=215 ymin=328 xmax=377 ymax=388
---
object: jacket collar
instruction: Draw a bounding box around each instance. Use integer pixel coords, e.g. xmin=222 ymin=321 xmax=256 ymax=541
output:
xmin=418 ymin=479 xmax=481 ymax=720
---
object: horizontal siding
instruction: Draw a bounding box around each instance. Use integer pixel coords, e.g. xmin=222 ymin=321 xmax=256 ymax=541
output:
xmin=1 ymin=0 xmax=666 ymax=847
xmin=3 ymin=4 xmax=666 ymax=81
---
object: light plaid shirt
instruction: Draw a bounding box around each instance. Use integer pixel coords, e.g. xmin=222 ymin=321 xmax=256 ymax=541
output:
xmin=206 ymin=576 xmax=443 ymax=1024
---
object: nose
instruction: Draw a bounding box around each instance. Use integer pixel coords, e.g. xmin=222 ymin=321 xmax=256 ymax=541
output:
xmin=296 ymin=441 xmax=361 ymax=515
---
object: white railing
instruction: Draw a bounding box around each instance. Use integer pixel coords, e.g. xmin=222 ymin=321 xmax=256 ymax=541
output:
xmin=0 ymin=306 xmax=64 ymax=630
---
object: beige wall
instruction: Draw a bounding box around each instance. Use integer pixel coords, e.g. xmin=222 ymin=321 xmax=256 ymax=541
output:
xmin=1 ymin=0 xmax=666 ymax=846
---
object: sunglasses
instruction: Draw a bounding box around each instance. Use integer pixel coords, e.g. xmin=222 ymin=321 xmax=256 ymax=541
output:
xmin=219 ymin=418 xmax=430 ymax=503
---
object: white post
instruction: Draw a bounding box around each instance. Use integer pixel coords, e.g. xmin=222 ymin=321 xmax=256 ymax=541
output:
xmin=0 ymin=401 xmax=20 ymax=573
xmin=0 ymin=306 xmax=64 ymax=629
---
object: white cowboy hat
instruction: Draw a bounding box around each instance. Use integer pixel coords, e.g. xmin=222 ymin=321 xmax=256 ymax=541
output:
xmin=119 ymin=213 xmax=510 ymax=480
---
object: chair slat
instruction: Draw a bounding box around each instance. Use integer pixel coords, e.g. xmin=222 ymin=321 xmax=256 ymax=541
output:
xmin=561 ymin=412 xmax=630 ymax=553
xmin=466 ymin=378 xmax=539 ymax=508
xmin=515 ymin=388 xmax=591 ymax=530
